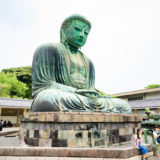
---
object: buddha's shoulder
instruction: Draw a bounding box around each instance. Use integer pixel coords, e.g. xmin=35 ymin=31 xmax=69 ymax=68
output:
xmin=35 ymin=43 xmax=63 ymax=51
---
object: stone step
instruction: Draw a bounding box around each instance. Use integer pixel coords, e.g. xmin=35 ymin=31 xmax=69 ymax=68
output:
xmin=0 ymin=157 xmax=156 ymax=160
xmin=5 ymin=133 xmax=19 ymax=137
xmin=0 ymin=146 xmax=153 ymax=159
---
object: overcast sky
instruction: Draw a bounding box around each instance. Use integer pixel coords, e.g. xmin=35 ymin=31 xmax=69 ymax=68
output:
xmin=0 ymin=0 xmax=160 ymax=94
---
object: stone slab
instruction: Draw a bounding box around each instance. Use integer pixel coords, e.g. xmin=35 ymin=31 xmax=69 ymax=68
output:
xmin=37 ymin=158 xmax=59 ymax=160
xmin=6 ymin=157 xmax=20 ymax=160
xmin=0 ymin=146 xmax=152 ymax=158
xmin=0 ymin=153 xmax=154 ymax=160
xmin=0 ymin=127 xmax=19 ymax=137
xmin=20 ymin=158 xmax=37 ymax=160
xmin=21 ymin=112 xmax=142 ymax=123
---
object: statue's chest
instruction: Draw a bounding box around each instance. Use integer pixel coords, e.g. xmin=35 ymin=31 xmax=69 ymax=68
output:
xmin=69 ymin=53 xmax=87 ymax=81
xmin=60 ymin=45 xmax=89 ymax=88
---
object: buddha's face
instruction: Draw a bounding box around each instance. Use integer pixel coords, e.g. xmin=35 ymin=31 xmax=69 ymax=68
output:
xmin=65 ymin=20 xmax=90 ymax=48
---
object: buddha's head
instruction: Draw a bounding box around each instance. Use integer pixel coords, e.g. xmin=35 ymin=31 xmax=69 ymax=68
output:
xmin=60 ymin=14 xmax=91 ymax=48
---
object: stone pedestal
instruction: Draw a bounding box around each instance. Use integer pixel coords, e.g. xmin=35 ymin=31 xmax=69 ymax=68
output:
xmin=20 ymin=112 xmax=142 ymax=148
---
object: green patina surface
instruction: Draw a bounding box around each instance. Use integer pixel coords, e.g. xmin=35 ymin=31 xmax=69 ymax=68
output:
xmin=31 ymin=14 xmax=131 ymax=113
xmin=142 ymin=108 xmax=160 ymax=144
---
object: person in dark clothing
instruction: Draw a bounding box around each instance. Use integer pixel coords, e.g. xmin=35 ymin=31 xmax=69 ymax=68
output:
xmin=0 ymin=120 xmax=3 ymax=131
xmin=3 ymin=120 xmax=7 ymax=127
xmin=8 ymin=120 xmax=13 ymax=127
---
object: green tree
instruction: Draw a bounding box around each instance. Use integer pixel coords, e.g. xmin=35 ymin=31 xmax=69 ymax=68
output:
xmin=2 ymin=66 xmax=32 ymax=99
xmin=0 ymin=83 xmax=11 ymax=97
xmin=145 ymin=84 xmax=160 ymax=89
xmin=0 ymin=72 xmax=28 ymax=98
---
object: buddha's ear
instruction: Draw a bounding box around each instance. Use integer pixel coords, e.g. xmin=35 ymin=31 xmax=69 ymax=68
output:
xmin=60 ymin=25 xmax=66 ymax=43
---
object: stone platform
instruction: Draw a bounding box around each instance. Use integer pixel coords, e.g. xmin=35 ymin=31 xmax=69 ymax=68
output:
xmin=0 ymin=146 xmax=153 ymax=159
xmin=20 ymin=112 xmax=142 ymax=148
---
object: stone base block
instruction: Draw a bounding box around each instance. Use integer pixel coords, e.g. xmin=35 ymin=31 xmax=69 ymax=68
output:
xmin=20 ymin=112 xmax=142 ymax=148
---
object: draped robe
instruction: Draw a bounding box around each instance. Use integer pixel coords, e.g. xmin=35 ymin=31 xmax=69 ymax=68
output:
xmin=31 ymin=43 xmax=132 ymax=113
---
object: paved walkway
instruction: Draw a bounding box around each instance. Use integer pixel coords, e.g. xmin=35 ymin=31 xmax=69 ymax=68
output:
xmin=0 ymin=136 xmax=21 ymax=147
xmin=0 ymin=127 xmax=20 ymax=147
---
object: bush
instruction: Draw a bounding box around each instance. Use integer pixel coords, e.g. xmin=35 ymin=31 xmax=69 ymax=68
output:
xmin=0 ymin=72 xmax=28 ymax=98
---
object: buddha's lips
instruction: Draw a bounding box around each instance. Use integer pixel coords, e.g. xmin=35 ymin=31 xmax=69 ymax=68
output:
xmin=78 ymin=38 xmax=83 ymax=42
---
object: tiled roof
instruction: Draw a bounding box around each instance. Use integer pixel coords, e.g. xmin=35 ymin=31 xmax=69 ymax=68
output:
xmin=128 ymin=98 xmax=160 ymax=109
xmin=0 ymin=97 xmax=32 ymax=109
xmin=112 ymin=88 xmax=160 ymax=97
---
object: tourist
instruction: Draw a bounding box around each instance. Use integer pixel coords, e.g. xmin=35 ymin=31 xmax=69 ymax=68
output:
xmin=0 ymin=120 xmax=3 ymax=131
xmin=8 ymin=120 xmax=13 ymax=127
xmin=3 ymin=120 xmax=7 ymax=127
xmin=1 ymin=119 xmax=3 ymax=126
xmin=134 ymin=128 xmax=149 ymax=160
xmin=153 ymin=125 xmax=160 ymax=160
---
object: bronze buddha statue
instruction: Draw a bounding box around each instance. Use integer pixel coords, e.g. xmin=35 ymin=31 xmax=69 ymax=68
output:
xmin=31 ymin=14 xmax=131 ymax=114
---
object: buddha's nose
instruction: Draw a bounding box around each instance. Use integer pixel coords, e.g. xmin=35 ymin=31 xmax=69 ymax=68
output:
xmin=80 ymin=33 xmax=84 ymax=38
xmin=79 ymin=30 xmax=85 ymax=38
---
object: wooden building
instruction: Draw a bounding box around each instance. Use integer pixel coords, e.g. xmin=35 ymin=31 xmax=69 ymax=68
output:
xmin=112 ymin=88 xmax=160 ymax=116
xmin=0 ymin=97 xmax=32 ymax=126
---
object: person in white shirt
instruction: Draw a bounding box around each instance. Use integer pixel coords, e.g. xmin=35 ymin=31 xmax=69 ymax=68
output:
xmin=153 ymin=125 xmax=160 ymax=160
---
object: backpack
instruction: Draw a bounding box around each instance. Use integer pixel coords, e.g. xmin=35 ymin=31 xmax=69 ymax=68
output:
xmin=156 ymin=132 xmax=160 ymax=143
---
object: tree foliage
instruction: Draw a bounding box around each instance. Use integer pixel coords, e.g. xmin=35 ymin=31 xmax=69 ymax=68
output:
xmin=145 ymin=84 xmax=160 ymax=89
xmin=0 ymin=72 xmax=28 ymax=98
xmin=2 ymin=66 xmax=32 ymax=99
xmin=0 ymin=83 xmax=10 ymax=97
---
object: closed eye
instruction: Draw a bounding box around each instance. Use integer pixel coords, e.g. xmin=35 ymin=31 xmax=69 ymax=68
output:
xmin=84 ymin=32 xmax=88 ymax=35
xmin=75 ymin=26 xmax=81 ymax=31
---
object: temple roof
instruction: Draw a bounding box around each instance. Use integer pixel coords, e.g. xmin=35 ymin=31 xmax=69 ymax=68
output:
xmin=128 ymin=98 xmax=160 ymax=109
xmin=0 ymin=97 xmax=32 ymax=109
xmin=112 ymin=88 xmax=160 ymax=97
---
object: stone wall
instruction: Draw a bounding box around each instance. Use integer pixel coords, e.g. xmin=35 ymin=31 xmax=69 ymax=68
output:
xmin=20 ymin=112 xmax=142 ymax=148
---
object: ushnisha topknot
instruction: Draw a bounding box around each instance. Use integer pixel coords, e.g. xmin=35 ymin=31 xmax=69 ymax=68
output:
xmin=60 ymin=14 xmax=91 ymax=43
xmin=61 ymin=14 xmax=91 ymax=29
